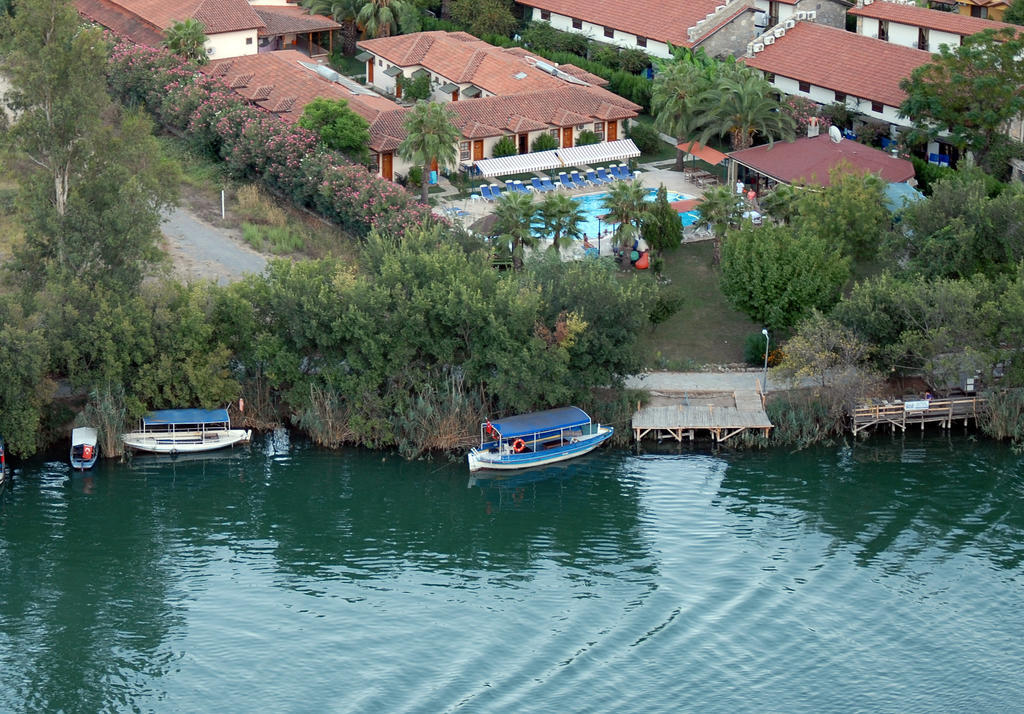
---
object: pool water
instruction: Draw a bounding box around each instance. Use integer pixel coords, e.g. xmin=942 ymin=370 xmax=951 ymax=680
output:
xmin=568 ymin=189 xmax=699 ymax=239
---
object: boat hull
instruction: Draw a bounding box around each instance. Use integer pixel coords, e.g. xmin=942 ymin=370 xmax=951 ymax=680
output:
xmin=467 ymin=426 xmax=613 ymax=472
xmin=70 ymin=427 xmax=99 ymax=470
xmin=121 ymin=429 xmax=252 ymax=455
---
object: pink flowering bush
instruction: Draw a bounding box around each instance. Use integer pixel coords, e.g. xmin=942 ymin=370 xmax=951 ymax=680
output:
xmin=106 ymin=40 xmax=431 ymax=239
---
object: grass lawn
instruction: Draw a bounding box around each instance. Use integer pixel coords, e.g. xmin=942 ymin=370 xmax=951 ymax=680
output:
xmin=637 ymin=241 xmax=761 ymax=367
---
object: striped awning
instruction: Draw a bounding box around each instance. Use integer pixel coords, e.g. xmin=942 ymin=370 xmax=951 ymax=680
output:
xmin=473 ymin=139 xmax=641 ymax=178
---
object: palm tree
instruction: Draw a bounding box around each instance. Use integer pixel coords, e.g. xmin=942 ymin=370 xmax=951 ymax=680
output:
xmin=303 ymin=0 xmax=361 ymax=54
xmin=651 ymin=49 xmax=718 ymax=170
xmin=163 ymin=19 xmax=208 ymax=65
xmin=355 ymin=0 xmax=410 ymax=38
xmin=601 ymin=179 xmax=648 ymax=261
xmin=397 ymin=101 xmax=461 ymax=204
xmin=699 ymin=67 xmax=796 ymax=151
xmin=696 ymin=184 xmax=742 ymax=265
xmin=493 ymin=191 xmax=537 ymax=269
xmin=538 ymin=192 xmax=584 ymax=254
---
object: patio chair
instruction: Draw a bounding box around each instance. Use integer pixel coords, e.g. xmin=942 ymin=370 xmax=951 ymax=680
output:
xmin=514 ymin=180 xmax=531 ymax=194
xmin=585 ymin=170 xmax=606 ymax=185
xmin=505 ymin=180 xmax=517 ymax=194
xmin=558 ymin=172 xmax=575 ymax=190
xmin=612 ymin=164 xmax=631 ymax=180
xmin=479 ymin=185 xmax=495 ymax=201
xmin=596 ymin=167 xmax=615 ymax=183
xmin=540 ymin=176 xmax=558 ymax=192
xmin=493 ymin=183 xmax=508 ymax=198
xmin=570 ymin=171 xmax=589 ymax=188
xmin=531 ymin=177 xmax=549 ymax=192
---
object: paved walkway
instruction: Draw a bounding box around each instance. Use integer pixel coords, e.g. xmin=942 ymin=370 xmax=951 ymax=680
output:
xmin=627 ymin=371 xmax=816 ymax=394
xmin=162 ymin=207 xmax=267 ymax=285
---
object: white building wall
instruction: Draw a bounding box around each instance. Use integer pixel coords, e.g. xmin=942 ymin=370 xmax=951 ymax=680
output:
xmin=887 ymin=24 xmax=919 ymax=47
xmin=769 ymin=73 xmax=913 ymax=128
xmin=530 ymin=8 xmax=672 ymax=59
xmin=206 ymin=30 xmax=258 ymax=60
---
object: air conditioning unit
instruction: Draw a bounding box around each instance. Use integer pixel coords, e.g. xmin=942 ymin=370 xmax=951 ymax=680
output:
xmin=764 ymin=35 xmax=775 ymax=44
xmin=796 ymin=11 xmax=807 ymax=19
xmin=753 ymin=42 xmax=765 ymax=52
xmin=773 ymin=27 xmax=786 ymax=37
xmin=784 ymin=19 xmax=796 ymax=28
xmin=807 ymin=10 xmax=816 ymax=19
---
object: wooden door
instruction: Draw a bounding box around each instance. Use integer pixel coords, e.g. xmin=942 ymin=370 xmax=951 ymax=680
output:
xmin=381 ymin=152 xmax=393 ymax=181
xmin=368 ymin=60 xmax=374 ymax=84
xmin=430 ymin=157 xmax=438 ymax=173
xmin=395 ymin=79 xmax=402 ymax=99
xmin=473 ymin=140 xmax=484 ymax=161
xmin=451 ymin=89 xmax=459 ymax=101
xmin=518 ymin=133 xmax=528 ymax=154
xmin=561 ymin=127 xmax=573 ymax=148
xmin=607 ymin=121 xmax=617 ymax=141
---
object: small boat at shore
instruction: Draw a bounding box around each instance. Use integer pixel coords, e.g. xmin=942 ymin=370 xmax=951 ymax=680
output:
xmin=121 ymin=408 xmax=251 ymax=455
xmin=70 ymin=427 xmax=99 ymax=470
xmin=467 ymin=406 xmax=613 ymax=472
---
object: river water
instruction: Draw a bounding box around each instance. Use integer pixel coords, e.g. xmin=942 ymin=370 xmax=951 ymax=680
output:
xmin=1 ymin=432 xmax=1021 ymax=713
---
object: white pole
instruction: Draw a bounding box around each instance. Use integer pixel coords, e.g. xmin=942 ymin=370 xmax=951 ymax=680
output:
xmin=761 ymin=328 xmax=770 ymax=394
xmin=221 ymin=189 xmax=225 ymax=220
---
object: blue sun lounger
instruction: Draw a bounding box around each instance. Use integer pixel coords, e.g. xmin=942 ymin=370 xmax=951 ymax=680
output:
xmin=541 ymin=176 xmax=558 ymax=192
xmin=596 ymin=167 xmax=615 ymax=183
xmin=586 ymin=170 xmax=606 ymax=185
xmin=531 ymin=177 xmax=550 ymax=192
xmin=570 ymin=171 xmax=589 ymax=188
xmin=558 ymin=172 xmax=575 ymax=190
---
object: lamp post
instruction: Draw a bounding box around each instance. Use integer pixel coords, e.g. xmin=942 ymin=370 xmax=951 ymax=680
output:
xmin=598 ymin=215 xmax=603 ymax=256
xmin=761 ymin=328 xmax=770 ymax=394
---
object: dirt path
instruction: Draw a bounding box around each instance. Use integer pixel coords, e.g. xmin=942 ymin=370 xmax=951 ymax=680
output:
xmin=162 ymin=205 xmax=268 ymax=285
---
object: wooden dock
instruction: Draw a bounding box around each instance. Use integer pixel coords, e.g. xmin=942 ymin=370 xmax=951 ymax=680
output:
xmin=852 ymin=396 xmax=985 ymax=434
xmin=632 ymin=390 xmax=773 ymax=443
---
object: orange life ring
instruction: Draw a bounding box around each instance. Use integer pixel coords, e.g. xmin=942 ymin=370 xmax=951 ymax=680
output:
xmin=513 ymin=438 xmax=526 ymax=453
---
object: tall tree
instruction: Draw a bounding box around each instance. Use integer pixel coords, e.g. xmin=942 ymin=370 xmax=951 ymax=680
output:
xmin=792 ymin=164 xmax=890 ymax=259
xmin=355 ymin=0 xmax=411 ymax=38
xmin=601 ymin=179 xmax=648 ymax=252
xmin=1 ymin=0 xmax=109 ymax=218
xmin=650 ymin=49 xmax=718 ymax=170
xmin=449 ymin=0 xmax=517 ymax=38
xmin=899 ymin=28 xmax=1024 ymax=173
xmin=163 ymin=18 xmax=209 ymax=64
xmin=1005 ymin=0 xmax=1024 ymax=25
xmin=537 ymin=192 xmax=584 ymax=254
xmin=298 ymin=97 xmax=371 ymax=163
xmin=720 ymin=223 xmax=850 ymax=331
xmin=398 ymin=101 xmax=461 ymax=203
xmin=493 ymin=190 xmax=536 ymax=268
xmin=700 ymin=67 xmax=795 ymax=151
xmin=695 ymin=184 xmax=741 ymax=265
xmin=641 ymin=184 xmax=683 ymax=258
xmin=303 ymin=0 xmax=361 ymax=54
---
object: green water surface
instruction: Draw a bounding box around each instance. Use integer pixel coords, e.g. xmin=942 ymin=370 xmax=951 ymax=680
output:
xmin=1 ymin=432 xmax=1021 ymax=712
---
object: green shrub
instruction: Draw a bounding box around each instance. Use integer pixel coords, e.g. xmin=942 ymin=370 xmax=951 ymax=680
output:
xmin=492 ymin=135 xmax=517 ymax=157
xmin=911 ymin=156 xmax=957 ymax=196
xmin=398 ymin=73 xmax=431 ymax=101
xmin=0 ymin=187 xmax=18 ymax=216
xmin=743 ymin=332 xmax=769 ymax=366
xmin=627 ymin=121 xmax=663 ymax=155
xmin=617 ymin=48 xmax=651 ymax=74
xmin=407 ymin=165 xmax=423 ymax=188
xmin=576 ymin=130 xmax=601 ymax=146
xmin=531 ymin=132 xmax=559 ymax=152
xmin=242 ymin=222 xmax=306 ymax=254
xmin=648 ymin=288 xmax=684 ymax=324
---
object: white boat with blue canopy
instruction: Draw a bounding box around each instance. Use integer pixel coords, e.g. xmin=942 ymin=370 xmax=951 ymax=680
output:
xmin=467 ymin=406 xmax=613 ymax=472
xmin=120 ymin=409 xmax=251 ymax=455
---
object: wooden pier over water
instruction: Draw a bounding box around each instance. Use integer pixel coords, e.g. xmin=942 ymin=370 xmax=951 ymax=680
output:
xmin=632 ymin=387 xmax=773 ymax=443
xmin=852 ymin=396 xmax=985 ymax=434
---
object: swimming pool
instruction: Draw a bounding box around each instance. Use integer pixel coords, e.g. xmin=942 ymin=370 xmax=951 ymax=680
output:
xmin=569 ymin=189 xmax=699 ymax=238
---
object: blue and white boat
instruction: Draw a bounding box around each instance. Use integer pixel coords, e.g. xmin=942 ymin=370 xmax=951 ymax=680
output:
xmin=70 ymin=427 xmax=99 ymax=470
xmin=467 ymin=406 xmax=613 ymax=472
xmin=121 ymin=409 xmax=251 ymax=455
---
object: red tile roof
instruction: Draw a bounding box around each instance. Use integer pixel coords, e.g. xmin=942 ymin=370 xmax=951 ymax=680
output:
xmin=74 ymin=0 xmax=165 ymax=47
xmin=359 ymin=31 xmax=595 ymax=96
xmin=98 ymin=0 xmax=264 ymax=34
xmin=849 ymin=0 xmax=1020 ymax=36
xmin=744 ymin=22 xmax=931 ymax=107
xmin=205 ymin=49 xmax=640 ymax=154
xmin=252 ymin=5 xmax=342 ymax=36
xmin=516 ymin=0 xmax=729 ymax=47
xmin=728 ymin=133 xmax=915 ymax=185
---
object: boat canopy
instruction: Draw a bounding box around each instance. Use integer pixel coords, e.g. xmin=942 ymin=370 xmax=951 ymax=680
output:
xmin=489 ymin=407 xmax=590 ymax=439
xmin=71 ymin=427 xmax=98 ymax=444
xmin=142 ymin=409 xmax=230 ymax=427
